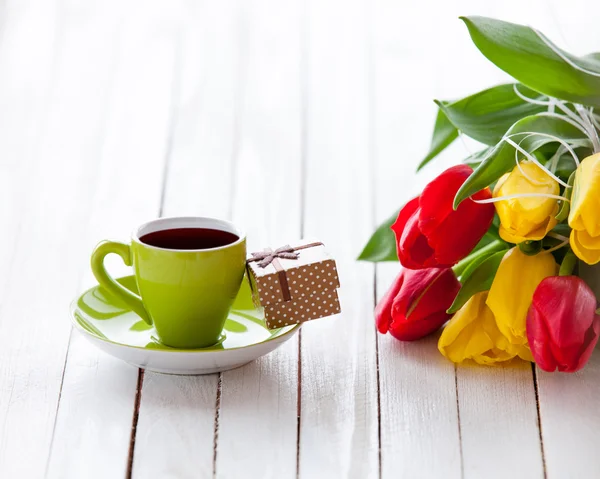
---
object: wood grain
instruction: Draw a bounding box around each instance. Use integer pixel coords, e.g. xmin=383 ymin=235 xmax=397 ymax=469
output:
xmin=372 ymin=0 xmax=464 ymax=474
xmin=534 ymin=3 xmax=600 ymax=477
xmin=131 ymin=1 xmax=238 ymax=477
xmin=214 ymin=0 xmax=303 ymax=476
xmin=1 ymin=1 xmax=600 ymax=477
xmin=298 ymin=0 xmax=378 ymax=477
xmin=0 ymin=2 xmax=140 ymax=477
xmin=45 ymin=2 xmax=179 ymax=477
xmin=373 ymin=1 xmax=557 ymax=478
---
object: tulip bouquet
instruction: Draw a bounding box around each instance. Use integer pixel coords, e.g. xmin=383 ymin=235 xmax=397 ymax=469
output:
xmin=360 ymin=16 xmax=600 ymax=372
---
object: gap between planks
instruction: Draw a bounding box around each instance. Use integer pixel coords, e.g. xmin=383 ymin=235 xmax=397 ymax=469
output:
xmin=44 ymin=328 xmax=74 ymax=477
xmin=210 ymin=6 xmax=249 ymax=474
xmin=454 ymin=365 xmax=465 ymax=479
xmin=212 ymin=373 xmax=223 ymax=477
xmin=531 ymin=364 xmax=548 ymax=479
xmin=296 ymin=0 xmax=309 ymax=475
xmin=127 ymin=53 xmax=181 ymax=474
xmin=373 ymin=267 xmax=382 ymax=479
xmin=126 ymin=370 xmax=145 ymax=479
xmin=366 ymin=0 xmax=382 ymax=474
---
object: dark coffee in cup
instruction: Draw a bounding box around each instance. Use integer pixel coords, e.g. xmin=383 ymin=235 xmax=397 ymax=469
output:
xmin=140 ymin=228 xmax=239 ymax=250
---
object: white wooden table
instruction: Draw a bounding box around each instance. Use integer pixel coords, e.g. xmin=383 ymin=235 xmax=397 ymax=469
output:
xmin=1 ymin=1 xmax=599 ymax=478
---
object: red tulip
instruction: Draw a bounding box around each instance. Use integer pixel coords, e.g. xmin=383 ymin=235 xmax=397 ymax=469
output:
xmin=376 ymin=267 xmax=460 ymax=341
xmin=391 ymin=165 xmax=495 ymax=269
xmin=527 ymin=276 xmax=600 ymax=372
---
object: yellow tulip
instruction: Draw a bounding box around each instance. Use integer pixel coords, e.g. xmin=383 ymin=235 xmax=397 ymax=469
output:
xmin=438 ymin=291 xmax=531 ymax=365
xmin=569 ymin=153 xmax=600 ymax=265
xmin=486 ymin=247 xmax=557 ymax=347
xmin=493 ymin=161 xmax=560 ymax=244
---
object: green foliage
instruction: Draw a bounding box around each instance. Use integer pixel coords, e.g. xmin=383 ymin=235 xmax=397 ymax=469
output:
xmin=417 ymin=108 xmax=458 ymax=171
xmin=461 ymin=16 xmax=600 ymax=107
xmin=436 ymin=83 xmax=546 ymax=145
xmin=555 ymin=171 xmax=576 ymax=222
xmin=448 ymin=249 xmax=507 ymax=314
xmin=357 ymin=210 xmax=399 ymax=262
xmin=359 ymin=16 xmax=597 ymax=267
xmin=454 ymin=115 xmax=587 ymax=208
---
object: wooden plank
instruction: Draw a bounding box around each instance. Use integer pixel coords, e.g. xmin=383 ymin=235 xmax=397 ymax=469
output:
xmin=449 ymin=3 xmax=551 ymax=477
xmin=373 ymin=0 xmax=469 ymax=474
xmin=534 ymin=3 xmax=600 ymax=476
xmin=373 ymin=1 xmax=553 ymax=477
xmin=457 ymin=364 xmax=543 ymax=478
xmin=536 ymin=353 xmax=600 ymax=478
xmin=0 ymin=2 xmax=137 ymax=477
xmin=134 ymin=0 xmax=305 ymax=475
xmin=131 ymin=1 xmax=240 ymax=478
xmin=214 ymin=0 xmax=303 ymax=476
xmin=298 ymin=0 xmax=378 ymax=477
xmin=45 ymin=3 xmax=179 ymax=478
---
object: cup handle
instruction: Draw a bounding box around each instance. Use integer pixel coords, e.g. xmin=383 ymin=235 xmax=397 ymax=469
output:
xmin=90 ymin=240 xmax=152 ymax=325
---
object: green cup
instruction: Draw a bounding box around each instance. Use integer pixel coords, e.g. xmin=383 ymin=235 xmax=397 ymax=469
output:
xmin=90 ymin=217 xmax=246 ymax=349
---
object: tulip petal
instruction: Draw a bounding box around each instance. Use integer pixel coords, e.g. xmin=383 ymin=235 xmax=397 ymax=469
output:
xmin=405 ymin=268 xmax=461 ymax=322
xmin=575 ymin=229 xmax=600 ymax=250
xmin=439 ymin=291 xmax=523 ymax=365
xmin=374 ymin=271 xmax=404 ymax=334
xmin=487 ymin=248 xmax=557 ymax=345
xmin=391 ymin=197 xmax=420 ymax=236
xmin=526 ymin=305 xmax=558 ymax=372
xmin=499 ymin=215 xmax=558 ymax=244
xmin=569 ymin=316 xmax=600 ymax=372
xmin=392 ymin=166 xmax=494 ymax=268
xmin=430 ymin=197 xmax=495 ymax=265
xmin=419 ymin=165 xmax=494 ymax=265
xmin=493 ymin=161 xmax=560 ymax=243
xmin=527 ymin=276 xmax=600 ymax=372
xmin=569 ymin=153 xmax=600 ymax=237
xmin=391 ymin=198 xmax=438 ymax=269
xmin=399 ymin=211 xmax=437 ymax=268
xmin=571 ymin=229 xmax=600 ymax=265
xmin=389 ymin=268 xmax=460 ymax=340
xmin=392 ymin=268 xmax=445 ymax=319
xmin=393 ymin=268 xmax=460 ymax=322
xmin=389 ymin=311 xmax=450 ymax=342
xmin=419 ymin=165 xmax=474 ymax=235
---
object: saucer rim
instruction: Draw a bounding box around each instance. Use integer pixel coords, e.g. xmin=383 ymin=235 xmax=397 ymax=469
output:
xmin=70 ymin=276 xmax=300 ymax=354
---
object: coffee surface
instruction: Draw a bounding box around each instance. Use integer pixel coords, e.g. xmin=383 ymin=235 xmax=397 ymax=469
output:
xmin=140 ymin=228 xmax=238 ymax=250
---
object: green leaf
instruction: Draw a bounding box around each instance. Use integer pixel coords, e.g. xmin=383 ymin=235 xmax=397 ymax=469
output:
xmin=555 ymin=170 xmax=576 ymax=222
xmin=452 ymin=237 xmax=505 ymax=277
xmin=448 ymin=250 xmax=507 ymax=314
xmin=357 ymin=210 xmax=399 ymax=262
xmin=461 ymin=16 xmax=600 ymax=107
xmin=456 ymin=245 xmax=496 ymax=283
xmin=454 ymin=114 xmax=587 ymax=208
xmin=436 ymin=83 xmax=546 ymax=145
xmin=417 ymin=107 xmax=459 ymax=171
xmin=553 ymin=142 xmax=593 ymax=179
xmin=519 ymin=240 xmax=543 ymax=255
xmin=472 ymin=228 xmax=501 ymax=251
xmin=464 ymin=146 xmax=494 ymax=165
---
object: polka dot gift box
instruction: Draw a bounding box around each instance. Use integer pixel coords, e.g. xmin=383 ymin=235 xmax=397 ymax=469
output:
xmin=246 ymin=240 xmax=341 ymax=329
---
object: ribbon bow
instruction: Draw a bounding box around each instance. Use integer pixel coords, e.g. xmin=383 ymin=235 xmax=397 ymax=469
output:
xmin=249 ymin=245 xmax=300 ymax=268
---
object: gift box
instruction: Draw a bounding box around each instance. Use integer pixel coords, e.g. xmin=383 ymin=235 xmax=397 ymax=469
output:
xmin=246 ymin=240 xmax=341 ymax=329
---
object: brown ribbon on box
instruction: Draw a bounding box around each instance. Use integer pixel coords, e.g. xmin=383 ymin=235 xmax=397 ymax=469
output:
xmin=247 ymin=242 xmax=323 ymax=302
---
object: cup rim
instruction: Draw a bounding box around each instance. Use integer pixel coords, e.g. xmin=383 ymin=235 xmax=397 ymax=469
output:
xmin=132 ymin=216 xmax=246 ymax=253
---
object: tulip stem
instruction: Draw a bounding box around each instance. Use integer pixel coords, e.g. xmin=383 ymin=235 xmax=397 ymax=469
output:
xmin=452 ymin=239 xmax=507 ymax=277
xmin=559 ymin=249 xmax=578 ymax=276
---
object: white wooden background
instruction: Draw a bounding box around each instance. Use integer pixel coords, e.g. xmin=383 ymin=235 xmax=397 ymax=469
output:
xmin=1 ymin=0 xmax=599 ymax=478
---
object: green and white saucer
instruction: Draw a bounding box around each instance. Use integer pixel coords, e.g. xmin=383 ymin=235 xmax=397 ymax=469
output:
xmin=70 ymin=276 xmax=299 ymax=375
